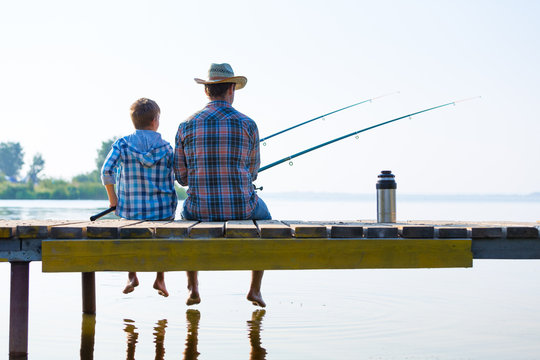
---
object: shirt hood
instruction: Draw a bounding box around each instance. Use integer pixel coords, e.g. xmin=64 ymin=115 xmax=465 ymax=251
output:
xmin=117 ymin=130 xmax=171 ymax=167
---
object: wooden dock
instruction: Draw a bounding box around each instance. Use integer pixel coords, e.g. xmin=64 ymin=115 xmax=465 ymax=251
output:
xmin=1 ymin=218 xmax=540 ymax=356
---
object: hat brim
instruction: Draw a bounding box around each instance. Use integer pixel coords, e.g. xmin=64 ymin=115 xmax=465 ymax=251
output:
xmin=194 ymin=76 xmax=247 ymax=90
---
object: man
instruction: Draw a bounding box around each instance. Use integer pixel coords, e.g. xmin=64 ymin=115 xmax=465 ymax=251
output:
xmin=174 ymin=63 xmax=271 ymax=307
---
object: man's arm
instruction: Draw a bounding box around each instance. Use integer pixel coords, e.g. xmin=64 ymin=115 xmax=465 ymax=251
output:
xmin=248 ymin=122 xmax=261 ymax=181
xmin=173 ymin=127 xmax=189 ymax=186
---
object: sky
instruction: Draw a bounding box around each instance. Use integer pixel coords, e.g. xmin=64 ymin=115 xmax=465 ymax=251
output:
xmin=0 ymin=0 xmax=539 ymax=195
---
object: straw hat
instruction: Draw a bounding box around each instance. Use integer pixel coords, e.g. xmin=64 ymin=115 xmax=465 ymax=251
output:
xmin=194 ymin=63 xmax=247 ymax=90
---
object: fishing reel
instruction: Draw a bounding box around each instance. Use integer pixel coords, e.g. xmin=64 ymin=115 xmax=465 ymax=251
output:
xmin=253 ymin=184 xmax=263 ymax=191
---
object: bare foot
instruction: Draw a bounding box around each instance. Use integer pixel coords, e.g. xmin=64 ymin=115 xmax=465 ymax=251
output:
xmin=123 ymin=273 xmax=139 ymax=294
xmin=153 ymin=278 xmax=169 ymax=297
xmin=186 ymin=271 xmax=200 ymax=306
xmin=247 ymin=291 xmax=266 ymax=308
xmin=186 ymin=288 xmax=201 ymax=306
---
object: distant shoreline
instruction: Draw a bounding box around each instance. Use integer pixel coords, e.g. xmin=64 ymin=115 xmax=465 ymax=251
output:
xmin=261 ymin=192 xmax=540 ymax=202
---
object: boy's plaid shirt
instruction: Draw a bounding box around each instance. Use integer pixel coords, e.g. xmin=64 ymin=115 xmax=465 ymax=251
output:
xmin=174 ymin=101 xmax=260 ymax=221
xmin=102 ymin=132 xmax=177 ymax=220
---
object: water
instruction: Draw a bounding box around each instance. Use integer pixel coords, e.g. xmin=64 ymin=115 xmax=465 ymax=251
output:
xmin=1 ymin=197 xmax=540 ymax=359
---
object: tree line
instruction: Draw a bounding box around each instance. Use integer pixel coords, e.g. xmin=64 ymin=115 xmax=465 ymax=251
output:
xmin=0 ymin=140 xmax=187 ymax=200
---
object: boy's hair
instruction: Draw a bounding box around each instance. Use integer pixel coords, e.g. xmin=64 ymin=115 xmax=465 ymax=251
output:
xmin=205 ymin=82 xmax=235 ymax=99
xmin=130 ymin=98 xmax=160 ymax=129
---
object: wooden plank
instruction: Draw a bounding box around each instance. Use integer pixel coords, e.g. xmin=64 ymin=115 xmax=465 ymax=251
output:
xmin=189 ymin=222 xmax=225 ymax=238
xmin=471 ymin=227 xmax=503 ymax=239
xmin=154 ymin=220 xmax=198 ymax=238
xmin=438 ymin=227 xmax=468 ymax=238
xmin=50 ymin=222 xmax=91 ymax=239
xmin=87 ymin=219 xmax=141 ymax=239
xmin=284 ymin=221 xmax=327 ymax=238
xmin=226 ymin=221 xmax=259 ymax=238
xmin=330 ymin=225 xmax=363 ymax=238
xmin=0 ymin=220 xmax=18 ymax=239
xmin=472 ymin=238 xmax=540 ymax=259
xmin=507 ymin=227 xmax=539 ymax=239
xmin=256 ymin=220 xmax=292 ymax=238
xmin=366 ymin=227 xmax=399 ymax=238
xmin=119 ymin=222 xmax=155 ymax=239
xmin=401 ymin=226 xmax=435 ymax=238
xmin=42 ymin=238 xmax=473 ymax=272
xmin=17 ymin=220 xmax=79 ymax=239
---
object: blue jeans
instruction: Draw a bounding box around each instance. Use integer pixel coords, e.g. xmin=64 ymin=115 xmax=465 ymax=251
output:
xmin=181 ymin=197 xmax=271 ymax=220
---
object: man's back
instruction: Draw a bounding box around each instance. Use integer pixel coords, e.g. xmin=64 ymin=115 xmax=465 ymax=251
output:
xmin=175 ymin=100 xmax=260 ymax=221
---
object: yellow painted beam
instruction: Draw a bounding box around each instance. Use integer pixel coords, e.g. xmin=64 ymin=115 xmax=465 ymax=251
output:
xmin=42 ymin=238 xmax=472 ymax=272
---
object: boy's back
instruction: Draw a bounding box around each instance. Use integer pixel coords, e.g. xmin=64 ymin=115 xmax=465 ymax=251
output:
xmin=102 ymin=130 xmax=177 ymax=220
xmin=101 ymin=98 xmax=177 ymax=221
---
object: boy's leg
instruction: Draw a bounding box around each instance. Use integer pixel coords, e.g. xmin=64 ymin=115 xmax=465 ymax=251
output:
xmin=153 ymin=272 xmax=169 ymax=297
xmin=186 ymin=271 xmax=201 ymax=305
xmin=123 ymin=272 xmax=139 ymax=294
xmin=247 ymin=270 xmax=265 ymax=307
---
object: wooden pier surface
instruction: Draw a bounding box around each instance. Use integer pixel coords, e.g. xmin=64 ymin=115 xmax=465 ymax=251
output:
xmin=1 ymin=219 xmax=540 ymax=271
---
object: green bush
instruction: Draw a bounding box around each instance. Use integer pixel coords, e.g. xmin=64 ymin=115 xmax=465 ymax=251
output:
xmin=0 ymin=182 xmax=34 ymax=199
xmin=77 ymin=182 xmax=107 ymax=199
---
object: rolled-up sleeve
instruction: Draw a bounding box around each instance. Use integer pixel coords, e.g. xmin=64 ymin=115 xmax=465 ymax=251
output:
xmin=174 ymin=126 xmax=188 ymax=186
xmin=248 ymin=122 xmax=260 ymax=181
xmin=101 ymin=145 xmax=120 ymax=185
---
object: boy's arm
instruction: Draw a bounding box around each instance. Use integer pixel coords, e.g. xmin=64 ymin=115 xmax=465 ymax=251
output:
xmin=101 ymin=143 xmax=120 ymax=207
xmin=105 ymin=184 xmax=118 ymax=208
xmin=101 ymin=145 xmax=120 ymax=185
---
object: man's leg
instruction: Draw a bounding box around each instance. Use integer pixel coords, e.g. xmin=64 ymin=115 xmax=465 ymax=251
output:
xmin=186 ymin=271 xmax=201 ymax=305
xmin=250 ymin=197 xmax=271 ymax=221
xmin=247 ymin=197 xmax=270 ymax=307
xmin=153 ymin=272 xmax=169 ymax=297
xmin=247 ymin=270 xmax=265 ymax=307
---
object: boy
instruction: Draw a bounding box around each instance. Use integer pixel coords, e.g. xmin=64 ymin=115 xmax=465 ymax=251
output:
xmin=101 ymin=98 xmax=178 ymax=297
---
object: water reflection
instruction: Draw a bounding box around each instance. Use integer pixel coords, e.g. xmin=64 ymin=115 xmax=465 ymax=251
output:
xmin=78 ymin=309 xmax=267 ymax=359
xmin=80 ymin=314 xmax=96 ymax=360
xmin=123 ymin=319 xmax=139 ymax=360
xmin=247 ymin=309 xmax=267 ymax=360
xmin=184 ymin=309 xmax=200 ymax=360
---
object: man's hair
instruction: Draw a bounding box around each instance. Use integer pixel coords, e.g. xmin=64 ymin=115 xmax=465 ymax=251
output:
xmin=205 ymin=82 xmax=235 ymax=99
xmin=130 ymin=98 xmax=160 ymax=129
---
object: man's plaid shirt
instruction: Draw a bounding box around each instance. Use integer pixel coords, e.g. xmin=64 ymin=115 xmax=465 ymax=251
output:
xmin=102 ymin=130 xmax=178 ymax=220
xmin=174 ymin=101 xmax=260 ymax=221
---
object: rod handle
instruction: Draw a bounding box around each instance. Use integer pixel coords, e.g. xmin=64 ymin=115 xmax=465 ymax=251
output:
xmin=90 ymin=206 xmax=116 ymax=221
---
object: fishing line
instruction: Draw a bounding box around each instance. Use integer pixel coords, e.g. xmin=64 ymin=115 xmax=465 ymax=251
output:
xmin=258 ymin=97 xmax=480 ymax=173
xmin=260 ymin=91 xmax=399 ymax=145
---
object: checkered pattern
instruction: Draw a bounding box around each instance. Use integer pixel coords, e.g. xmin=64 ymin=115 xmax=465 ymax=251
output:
xmin=174 ymin=101 xmax=260 ymax=221
xmin=101 ymin=132 xmax=177 ymax=220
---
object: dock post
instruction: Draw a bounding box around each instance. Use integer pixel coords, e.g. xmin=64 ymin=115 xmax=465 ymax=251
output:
xmin=81 ymin=272 xmax=96 ymax=314
xmin=9 ymin=261 xmax=30 ymax=357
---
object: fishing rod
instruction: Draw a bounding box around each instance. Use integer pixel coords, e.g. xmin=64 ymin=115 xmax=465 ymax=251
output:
xmin=90 ymin=206 xmax=116 ymax=221
xmin=259 ymin=97 xmax=480 ymax=173
xmin=259 ymin=91 xmax=399 ymax=144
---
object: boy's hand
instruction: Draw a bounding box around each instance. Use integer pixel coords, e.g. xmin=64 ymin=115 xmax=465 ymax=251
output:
xmin=105 ymin=184 xmax=118 ymax=208
xmin=109 ymin=198 xmax=118 ymax=208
